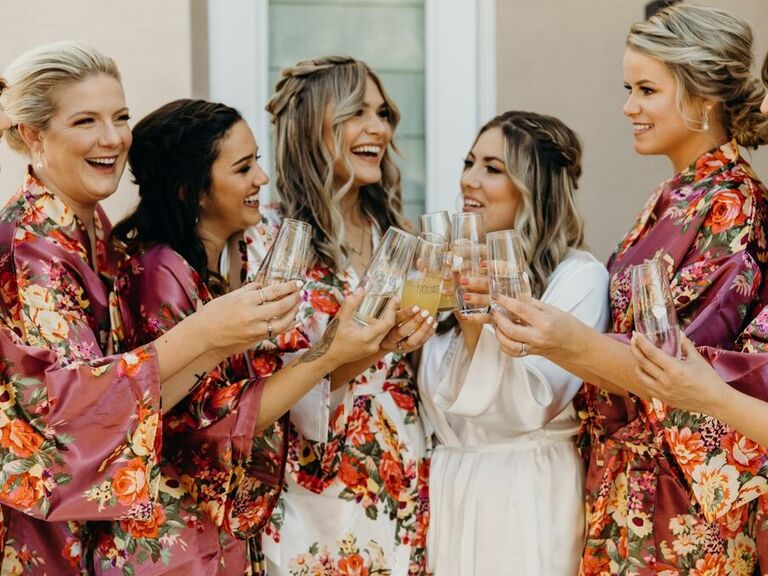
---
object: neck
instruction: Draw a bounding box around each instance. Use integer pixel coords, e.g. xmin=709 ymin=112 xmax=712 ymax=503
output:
xmin=340 ymin=187 xmax=364 ymax=228
xmin=197 ymin=218 xmax=229 ymax=274
xmin=669 ymin=125 xmax=730 ymax=174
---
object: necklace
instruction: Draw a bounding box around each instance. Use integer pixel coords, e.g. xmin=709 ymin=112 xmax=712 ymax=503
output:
xmin=345 ymin=221 xmax=370 ymax=256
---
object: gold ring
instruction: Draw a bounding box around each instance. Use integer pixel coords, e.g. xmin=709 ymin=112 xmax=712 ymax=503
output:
xmin=396 ymin=341 xmax=405 ymax=354
xmin=267 ymin=319 xmax=273 ymax=339
xmin=520 ymin=342 xmax=529 ymax=356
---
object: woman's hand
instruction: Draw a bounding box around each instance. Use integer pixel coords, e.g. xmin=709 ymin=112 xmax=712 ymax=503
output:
xmin=199 ymin=280 xmax=302 ymax=351
xmin=491 ymin=294 xmax=585 ymax=359
xmin=380 ymin=305 xmax=437 ymax=355
xmin=630 ymin=331 xmax=730 ymax=412
xmin=456 ymin=274 xmax=492 ymax=325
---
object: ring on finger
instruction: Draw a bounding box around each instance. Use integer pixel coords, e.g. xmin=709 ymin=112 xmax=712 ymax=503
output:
xmin=267 ymin=319 xmax=273 ymax=339
xmin=520 ymin=341 xmax=529 ymax=357
xmin=396 ymin=340 xmax=406 ymax=354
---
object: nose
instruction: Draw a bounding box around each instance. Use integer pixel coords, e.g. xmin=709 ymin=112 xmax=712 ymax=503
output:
xmin=365 ymin=112 xmax=386 ymax=135
xmin=761 ymin=92 xmax=768 ymax=116
xmin=99 ymin=120 xmax=123 ymax=148
xmin=623 ymin=91 xmax=640 ymax=117
xmin=460 ymin=165 xmax=480 ymax=192
xmin=254 ymin=162 xmax=269 ymax=186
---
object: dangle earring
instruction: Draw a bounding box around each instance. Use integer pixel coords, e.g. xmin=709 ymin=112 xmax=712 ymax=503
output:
xmin=34 ymin=148 xmax=44 ymax=171
xmin=701 ymin=108 xmax=710 ymax=132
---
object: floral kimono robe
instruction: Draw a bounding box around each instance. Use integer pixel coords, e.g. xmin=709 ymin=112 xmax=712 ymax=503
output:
xmin=577 ymin=141 xmax=768 ymax=575
xmin=240 ymin=207 xmax=431 ymax=576
xmin=0 ymin=171 xmax=162 ymax=575
xmin=91 ymin=244 xmax=288 ymax=575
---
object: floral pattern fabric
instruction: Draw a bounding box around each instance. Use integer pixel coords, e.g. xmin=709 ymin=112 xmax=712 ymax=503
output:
xmin=242 ymin=207 xmax=431 ymax=576
xmin=0 ymin=171 xmax=162 ymax=575
xmin=577 ymin=141 xmax=768 ymax=575
xmin=90 ymin=244 xmax=288 ymax=575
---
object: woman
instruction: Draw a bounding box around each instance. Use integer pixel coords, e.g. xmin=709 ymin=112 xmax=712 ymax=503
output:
xmin=418 ymin=111 xmax=609 ymax=575
xmin=492 ymin=5 xmax=768 ymax=574
xmin=239 ymin=56 xmax=434 ymax=575
xmin=0 ymin=43 xmax=299 ymax=574
xmin=89 ymin=98 xmax=399 ymax=575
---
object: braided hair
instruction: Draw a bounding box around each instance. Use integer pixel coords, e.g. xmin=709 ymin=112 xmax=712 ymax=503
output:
xmin=111 ymin=99 xmax=242 ymax=292
xmin=266 ymin=56 xmax=406 ymax=271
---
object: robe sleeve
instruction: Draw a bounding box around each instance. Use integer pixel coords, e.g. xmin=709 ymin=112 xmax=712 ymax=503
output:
xmin=115 ymin=246 xmax=287 ymax=538
xmin=434 ymin=257 xmax=610 ymax=436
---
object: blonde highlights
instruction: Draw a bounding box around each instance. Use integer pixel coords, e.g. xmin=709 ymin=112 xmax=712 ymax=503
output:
xmin=627 ymin=4 xmax=768 ymax=148
xmin=481 ymin=111 xmax=586 ymax=298
xmin=266 ymin=56 xmax=405 ymax=271
xmin=0 ymin=41 xmax=121 ymax=155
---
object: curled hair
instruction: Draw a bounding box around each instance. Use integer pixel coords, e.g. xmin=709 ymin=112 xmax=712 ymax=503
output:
xmin=627 ymin=4 xmax=768 ymax=148
xmin=763 ymin=50 xmax=768 ymax=88
xmin=0 ymin=41 xmax=121 ymax=155
xmin=111 ymin=99 xmax=243 ymax=291
xmin=266 ymin=55 xmax=405 ymax=271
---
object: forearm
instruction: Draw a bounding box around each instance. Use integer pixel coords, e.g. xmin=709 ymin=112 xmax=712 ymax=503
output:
xmin=159 ymin=347 xmax=233 ymax=412
xmin=706 ymin=387 xmax=768 ymax=446
xmin=152 ymin=313 xmax=214 ymax=382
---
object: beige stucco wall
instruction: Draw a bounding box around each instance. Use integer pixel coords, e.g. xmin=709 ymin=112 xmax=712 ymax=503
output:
xmin=496 ymin=0 xmax=768 ymax=260
xmin=0 ymin=0 xmax=195 ymax=221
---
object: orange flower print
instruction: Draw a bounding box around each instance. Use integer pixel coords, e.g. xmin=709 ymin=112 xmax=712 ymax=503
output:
xmin=309 ymin=288 xmax=339 ymax=315
xmin=580 ymin=545 xmax=611 ymax=575
xmin=703 ymin=189 xmax=747 ymax=235
xmin=3 ymin=474 xmax=42 ymax=509
xmin=118 ymin=347 xmax=153 ymax=377
xmin=62 ymin=537 xmax=82 ymax=568
xmin=209 ymin=382 xmax=242 ymax=412
xmin=0 ymin=418 xmax=44 ymax=458
xmin=119 ymin=504 xmax=167 ymax=539
xmin=688 ymin=553 xmax=726 ymax=576
xmin=340 ymin=455 xmax=367 ymax=489
xmin=378 ymin=452 xmax=403 ymax=500
xmin=667 ymin=426 xmax=706 ymax=468
xmin=691 ymin=453 xmax=740 ymax=521
xmin=338 ymin=553 xmax=369 ymax=576
xmin=112 ymin=458 xmax=149 ymax=507
xmin=722 ymin=433 xmax=765 ymax=475
xmin=725 ymin=533 xmax=757 ymax=575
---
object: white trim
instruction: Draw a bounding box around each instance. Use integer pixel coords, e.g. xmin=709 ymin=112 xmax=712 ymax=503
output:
xmin=207 ymin=0 xmax=273 ymax=199
xmin=425 ymin=0 xmax=496 ymax=214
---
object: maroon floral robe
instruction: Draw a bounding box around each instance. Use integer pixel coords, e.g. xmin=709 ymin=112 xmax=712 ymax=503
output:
xmin=90 ymin=243 xmax=287 ymax=575
xmin=0 ymin=171 xmax=161 ymax=575
xmin=578 ymin=141 xmax=768 ymax=575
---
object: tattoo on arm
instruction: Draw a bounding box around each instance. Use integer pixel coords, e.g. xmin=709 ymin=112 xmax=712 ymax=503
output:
xmin=193 ymin=372 xmax=208 ymax=390
xmin=298 ymin=318 xmax=339 ymax=364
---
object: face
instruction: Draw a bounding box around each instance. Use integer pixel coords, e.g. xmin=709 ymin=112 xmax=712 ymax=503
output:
xmin=325 ymin=75 xmax=393 ymax=193
xmin=29 ymin=74 xmax=131 ymax=209
xmin=623 ymin=48 xmax=714 ymax=171
xmin=460 ymin=126 xmax=521 ymax=233
xmin=199 ymin=120 xmax=269 ymax=238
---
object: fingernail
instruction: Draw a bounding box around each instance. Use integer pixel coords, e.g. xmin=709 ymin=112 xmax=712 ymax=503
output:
xmin=480 ymin=260 xmax=487 ymax=269
xmin=463 ymin=294 xmax=470 ymax=301
xmin=412 ymin=306 xmax=420 ymax=313
xmin=427 ymin=316 xmax=434 ymax=325
xmin=421 ymin=310 xmax=429 ymax=318
xmin=461 ymin=278 xmax=469 ymax=285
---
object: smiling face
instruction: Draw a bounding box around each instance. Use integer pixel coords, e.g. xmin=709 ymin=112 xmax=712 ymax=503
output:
xmin=326 ymin=75 xmax=393 ymax=194
xmin=29 ymin=74 xmax=131 ymax=211
xmin=198 ymin=120 xmax=269 ymax=239
xmin=622 ymin=48 xmax=719 ymax=172
xmin=460 ymin=126 xmax=522 ymax=233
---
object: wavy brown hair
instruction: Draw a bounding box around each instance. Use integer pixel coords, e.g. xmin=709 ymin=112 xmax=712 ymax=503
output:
xmin=266 ymin=56 xmax=406 ymax=271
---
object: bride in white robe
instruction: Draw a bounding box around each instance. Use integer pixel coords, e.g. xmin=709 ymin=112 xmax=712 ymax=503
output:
xmin=418 ymin=111 xmax=610 ymax=576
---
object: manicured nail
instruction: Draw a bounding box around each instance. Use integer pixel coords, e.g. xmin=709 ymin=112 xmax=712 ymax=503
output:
xmin=463 ymin=294 xmax=470 ymax=301
xmin=461 ymin=278 xmax=469 ymax=285
xmin=427 ymin=316 xmax=434 ymax=325
xmin=480 ymin=260 xmax=487 ymax=269
xmin=421 ymin=310 xmax=429 ymax=318
xmin=295 ymin=280 xmax=304 ymax=288
xmin=412 ymin=306 xmax=420 ymax=313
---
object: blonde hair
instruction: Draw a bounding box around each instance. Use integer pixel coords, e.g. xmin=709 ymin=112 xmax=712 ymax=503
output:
xmin=627 ymin=4 xmax=768 ymax=148
xmin=0 ymin=41 xmax=121 ymax=155
xmin=479 ymin=111 xmax=586 ymax=298
xmin=266 ymin=55 xmax=405 ymax=271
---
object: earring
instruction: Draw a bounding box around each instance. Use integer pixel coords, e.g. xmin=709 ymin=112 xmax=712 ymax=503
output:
xmin=34 ymin=150 xmax=44 ymax=170
xmin=701 ymin=109 xmax=710 ymax=132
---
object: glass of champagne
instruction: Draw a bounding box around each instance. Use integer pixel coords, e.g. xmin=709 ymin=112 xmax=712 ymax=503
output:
xmin=254 ymin=218 xmax=312 ymax=285
xmin=452 ymin=212 xmax=488 ymax=316
xmin=487 ymin=230 xmax=531 ymax=323
xmin=353 ymin=227 xmax=418 ymax=326
xmin=400 ymin=232 xmax=446 ymax=317
xmin=420 ymin=210 xmax=455 ymax=311
xmin=631 ymin=261 xmax=681 ymax=358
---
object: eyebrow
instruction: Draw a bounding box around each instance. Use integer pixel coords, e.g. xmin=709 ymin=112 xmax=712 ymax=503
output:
xmin=66 ymin=107 xmax=130 ymax=120
xmin=483 ymin=155 xmax=504 ymax=163
xmin=231 ymin=153 xmax=255 ymax=167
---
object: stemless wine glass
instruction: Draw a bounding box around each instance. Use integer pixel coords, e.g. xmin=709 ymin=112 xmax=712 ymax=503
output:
xmin=631 ymin=261 xmax=681 ymax=358
xmin=420 ymin=210 xmax=455 ymax=311
xmin=353 ymin=227 xmax=418 ymax=326
xmin=254 ymin=218 xmax=312 ymax=285
xmin=487 ymin=230 xmax=531 ymax=323
xmin=400 ymin=232 xmax=446 ymax=317
xmin=452 ymin=212 xmax=488 ymax=316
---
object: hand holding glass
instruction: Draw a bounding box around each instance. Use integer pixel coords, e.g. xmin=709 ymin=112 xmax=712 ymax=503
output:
xmin=255 ymin=218 xmax=312 ymax=285
xmin=353 ymin=227 xmax=418 ymax=326
xmin=487 ymin=230 xmax=531 ymax=323
xmin=400 ymin=232 xmax=446 ymax=317
xmin=420 ymin=210 xmax=455 ymax=311
xmin=631 ymin=261 xmax=681 ymax=358
xmin=452 ymin=212 xmax=487 ymax=316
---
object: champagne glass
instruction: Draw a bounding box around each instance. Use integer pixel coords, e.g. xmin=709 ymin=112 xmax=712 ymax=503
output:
xmin=630 ymin=261 xmax=681 ymax=358
xmin=487 ymin=230 xmax=531 ymax=323
xmin=420 ymin=210 xmax=455 ymax=311
xmin=353 ymin=227 xmax=418 ymax=326
xmin=254 ymin=218 xmax=312 ymax=285
xmin=400 ymin=232 xmax=446 ymax=317
xmin=452 ymin=212 xmax=488 ymax=316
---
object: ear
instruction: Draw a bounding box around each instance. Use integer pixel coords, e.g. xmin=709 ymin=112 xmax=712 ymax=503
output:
xmin=17 ymin=123 xmax=43 ymax=155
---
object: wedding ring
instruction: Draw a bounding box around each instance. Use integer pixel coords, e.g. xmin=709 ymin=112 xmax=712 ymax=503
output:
xmin=520 ymin=341 xmax=529 ymax=357
xmin=396 ymin=341 xmax=406 ymax=354
xmin=267 ymin=319 xmax=273 ymax=339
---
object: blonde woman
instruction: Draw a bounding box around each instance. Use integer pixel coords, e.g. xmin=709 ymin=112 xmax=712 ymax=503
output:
xmin=493 ymin=6 xmax=768 ymax=574
xmin=418 ymin=111 xmax=609 ymax=575
xmin=238 ymin=57 xmax=434 ymax=575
